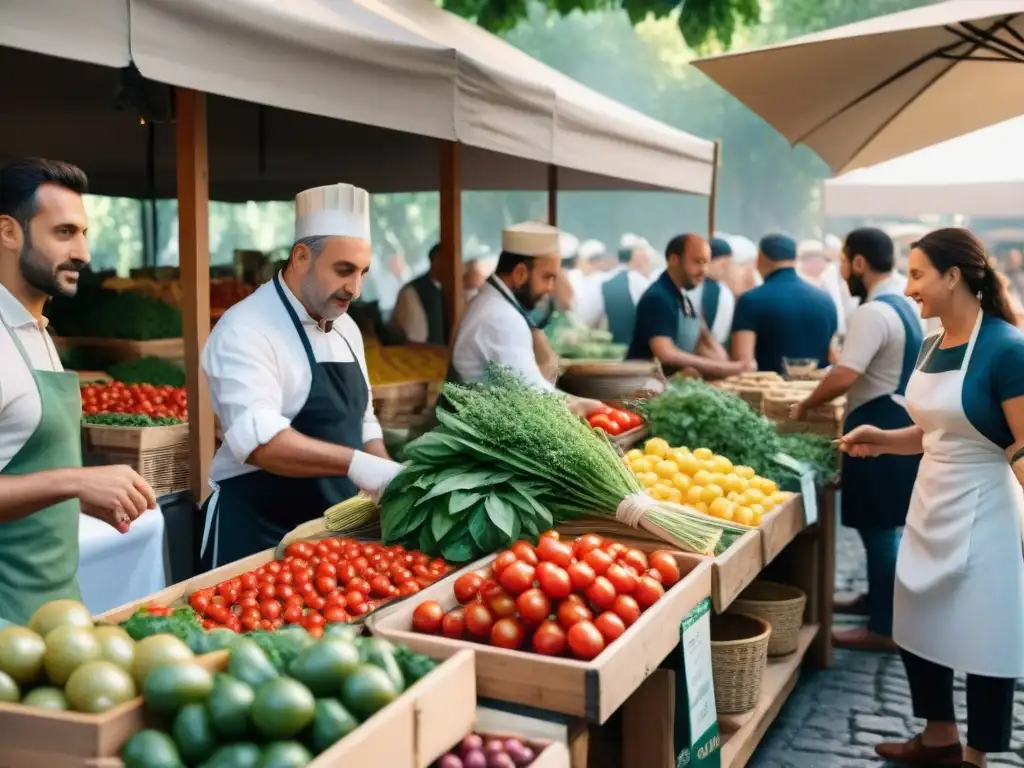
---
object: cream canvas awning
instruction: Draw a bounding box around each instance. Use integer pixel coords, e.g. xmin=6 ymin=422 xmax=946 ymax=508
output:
xmin=824 ymin=116 xmax=1024 ymax=217
xmin=0 ymin=0 xmax=130 ymax=68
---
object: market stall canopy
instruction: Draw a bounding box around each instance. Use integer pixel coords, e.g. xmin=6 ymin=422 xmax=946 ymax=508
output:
xmin=0 ymin=0 xmax=130 ymax=67
xmin=692 ymin=1 xmax=1024 ymax=174
xmin=824 ymin=115 xmax=1024 ymax=217
xmin=352 ymin=0 xmax=715 ymax=194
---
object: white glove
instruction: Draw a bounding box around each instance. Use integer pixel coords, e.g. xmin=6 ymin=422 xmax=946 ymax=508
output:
xmin=348 ymin=451 xmax=405 ymax=504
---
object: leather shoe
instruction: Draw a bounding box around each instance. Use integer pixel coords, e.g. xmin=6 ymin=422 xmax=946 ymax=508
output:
xmin=874 ymin=735 xmax=962 ymax=764
xmin=833 ymin=626 xmax=897 ymax=652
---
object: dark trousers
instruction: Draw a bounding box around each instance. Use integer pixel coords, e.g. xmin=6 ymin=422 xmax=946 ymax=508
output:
xmin=900 ymin=647 xmax=1015 ymax=753
xmin=858 ymin=527 xmax=900 ymax=636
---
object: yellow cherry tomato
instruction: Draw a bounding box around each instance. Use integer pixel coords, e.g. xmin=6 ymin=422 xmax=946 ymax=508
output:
xmin=709 ymin=497 xmax=736 ymax=521
xmin=631 ymin=457 xmax=653 ymax=475
xmin=700 ymin=484 xmax=724 ymax=505
xmin=645 ymin=438 xmax=670 ymax=459
xmin=625 ymin=449 xmax=644 ymax=462
xmin=655 ymin=460 xmax=680 ymax=479
xmin=686 ymin=486 xmax=705 ymax=505
xmin=693 ymin=447 xmax=713 ymax=460
xmin=692 ymin=469 xmax=713 ymax=487
xmin=675 ymin=452 xmax=700 ymax=476
xmin=734 ymin=505 xmax=755 ymax=526
xmin=671 ymin=473 xmax=692 ymax=492
xmin=734 ymin=465 xmax=756 ymax=480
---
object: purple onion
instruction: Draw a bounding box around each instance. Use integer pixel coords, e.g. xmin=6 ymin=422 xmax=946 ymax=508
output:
xmin=439 ymin=756 xmax=464 ymax=768
xmin=484 ymin=739 xmax=506 ymax=755
xmin=486 ymin=754 xmax=515 ymax=768
xmin=462 ymin=749 xmax=487 ymax=768
xmin=460 ymin=734 xmax=484 ymax=756
xmin=506 ymin=743 xmax=535 ymax=766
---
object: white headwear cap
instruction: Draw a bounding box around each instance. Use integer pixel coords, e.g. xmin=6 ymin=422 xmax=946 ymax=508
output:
xmin=797 ymin=239 xmax=825 ymax=259
xmin=559 ymin=232 xmax=580 ymax=259
xmin=727 ymin=235 xmax=757 ymax=264
xmin=824 ymin=234 xmax=842 ymax=253
xmin=502 ymin=221 xmax=561 ymax=257
xmin=577 ymin=239 xmax=606 ymax=261
xmin=294 ymin=183 xmax=371 ymax=242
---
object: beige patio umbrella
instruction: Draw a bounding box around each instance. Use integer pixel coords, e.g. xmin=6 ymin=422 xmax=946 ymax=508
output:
xmin=692 ymin=0 xmax=1024 ymax=173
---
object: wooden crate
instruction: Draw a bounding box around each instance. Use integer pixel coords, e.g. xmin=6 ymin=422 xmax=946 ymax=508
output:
xmin=759 ymin=494 xmax=808 ymax=565
xmin=53 ymin=337 xmax=185 ymax=365
xmin=557 ymin=360 xmax=665 ymax=402
xmin=762 ymin=391 xmax=844 ymax=438
xmin=80 ymin=650 xmax=475 ymax=768
xmin=82 ymin=424 xmax=190 ymax=497
xmin=703 ymin=529 xmax=764 ymax=614
xmin=0 ymin=652 xmax=223 ymax=768
xmin=73 ymin=370 xmax=113 ymax=385
xmin=368 ymin=549 xmax=712 ymax=724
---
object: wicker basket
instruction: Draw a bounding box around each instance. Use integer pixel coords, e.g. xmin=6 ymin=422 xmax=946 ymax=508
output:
xmin=82 ymin=423 xmax=190 ymax=497
xmin=762 ymin=390 xmax=844 ymax=437
xmin=710 ymin=612 xmax=772 ymax=715
xmin=557 ymin=360 xmax=665 ymax=401
xmin=371 ymin=380 xmax=442 ymax=428
xmin=729 ymin=580 xmax=807 ymax=656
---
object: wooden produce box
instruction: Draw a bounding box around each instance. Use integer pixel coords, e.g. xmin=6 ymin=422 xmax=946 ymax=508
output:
xmin=758 ymin=494 xmax=807 ymax=566
xmin=368 ymin=549 xmax=712 ymax=724
xmin=86 ymin=650 xmax=475 ymax=768
xmin=761 ymin=389 xmax=844 ymax=438
xmin=82 ymin=423 xmax=190 ymax=498
xmin=53 ymin=336 xmax=185 ymax=365
xmin=704 ymin=529 xmax=764 ymax=614
xmin=73 ymin=370 xmax=113 ymax=385
xmin=0 ymin=651 xmax=223 ymax=768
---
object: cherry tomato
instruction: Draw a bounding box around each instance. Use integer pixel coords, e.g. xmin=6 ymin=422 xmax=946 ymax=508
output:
xmin=442 ymin=608 xmax=466 ymax=639
xmin=567 ymin=621 xmax=606 ymax=660
xmin=648 ymin=551 xmax=681 ymax=586
xmin=516 ymin=588 xmax=551 ymax=625
xmin=621 ymin=548 xmax=648 ymax=574
xmin=573 ymin=534 xmax=604 ymax=558
xmin=605 ymin=542 xmax=627 ymax=559
xmin=567 ymin=561 xmax=596 ymax=591
xmin=346 ymin=591 xmax=367 ymax=608
xmin=303 ymin=611 xmax=326 ymax=630
xmin=239 ymin=572 xmax=257 ymax=590
xmin=634 ymin=576 xmax=665 ymax=609
xmin=412 ymin=601 xmax=445 ymax=634
xmin=605 ymin=563 xmax=638 ymax=595
xmin=609 ymin=410 xmax=633 ymax=431
xmin=257 ymin=584 xmax=276 ymax=602
xmin=594 ymin=611 xmax=626 ymax=642
xmin=613 ymin=594 xmax=642 ymax=626
xmin=498 ymin=561 xmax=535 ymax=596
xmin=557 ymin=600 xmax=592 ymax=629
xmin=398 ymin=582 xmax=420 ymax=597
xmin=585 ymin=575 xmax=618 ymax=611
xmin=189 ymin=592 xmax=211 ymax=614
xmin=491 ymin=618 xmax=526 ymax=650
xmin=539 ymin=530 xmax=560 ymax=542
xmin=454 ymin=573 xmax=484 ymax=604
xmin=349 ymin=602 xmax=370 ymax=617
xmin=315 ymin=576 xmax=337 ymax=596
xmin=511 ymin=541 xmax=539 ymax=566
xmin=336 ymin=563 xmax=356 ymax=584
xmin=326 ymin=592 xmax=348 ymax=608
xmin=486 ymin=590 xmax=518 ymax=619
xmin=323 ymin=605 xmax=349 ymax=623
xmin=583 ymin=548 xmax=613 ymax=575
xmin=306 ymin=594 xmax=326 ymax=611
xmin=464 ymin=603 xmax=495 ymax=639
xmin=283 ymin=604 xmax=304 ymax=624
xmin=347 ymin=578 xmax=371 ymax=595
xmin=536 ymin=562 xmax=572 ymax=600
xmin=532 ymin=619 xmax=567 ymax=656
xmin=588 ymin=413 xmax=621 ymax=435
xmin=369 ymin=575 xmax=392 ymax=598
xmin=259 ymin=600 xmax=281 ymax=620
xmin=536 ymin=537 xmax=573 ymax=568
xmin=645 ymin=568 xmax=664 ymax=584
xmin=492 ymin=550 xmax=519 ymax=576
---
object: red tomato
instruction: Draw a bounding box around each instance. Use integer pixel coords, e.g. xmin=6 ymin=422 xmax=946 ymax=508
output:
xmin=511 ymin=541 xmax=539 ymax=566
xmin=609 ymin=410 xmax=633 ymax=431
xmin=491 ymin=618 xmax=526 ymax=650
xmin=589 ymin=414 xmax=622 ymax=435
xmin=604 ymin=542 xmax=627 ymax=559
xmin=326 ymin=592 xmax=348 ymax=608
xmin=645 ymin=568 xmax=664 ymax=584
xmin=283 ymin=604 xmax=303 ymax=624
xmin=498 ymin=561 xmax=535 ymax=596
xmin=275 ymin=584 xmax=295 ymax=601
xmin=239 ymin=572 xmax=257 ymax=590
xmin=369 ymin=575 xmax=392 ymax=598
xmin=516 ymin=588 xmax=551 ymax=625
xmin=613 ymin=595 xmax=642 ymax=626
xmin=594 ymin=611 xmax=626 ymax=642
xmin=441 ymin=608 xmax=465 ymax=639
xmin=583 ymin=548 xmax=613 ymax=576
xmin=557 ymin=600 xmax=592 ymax=629
xmin=585 ymin=576 xmax=617 ymax=611
xmin=464 ymin=603 xmax=495 ymax=639
xmin=323 ymin=605 xmax=349 ymax=624
xmin=621 ymin=548 xmax=648 ymax=574
xmin=306 ymin=595 xmax=326 ymax=611
xmin=257 ymin=584 xmax=276 ymax=602
xmin=315 ymin=576 xmax=337 ymax=596
xmin=648 ymin=551 xmax=681 ymax=586
xmin=347 ymin=578 xmax=371 ymax=595
xmin=398 ymin=582 xmax=420 ymax=597
xmin=605 ymin=563 xmax=638 ymax=595
xmin=625 ymin=411 xmax=644 ymax=429
xmin=536 ymin=562 xmax=572 ymax=600
xmin=573 ymin=534 xmax=604 ymax=557
xmin=349 ymin=602 xmax=370 ymax=617
xmin=567 ymin=621 xmax=606 ymax=660
xmin=302 ymin=611 xmax=326 ymax=630
xmin=316 ymin=562 xmax=337 ymax=579
xmin=412 ymin=601 xmax=445 ymax=634
xmin=634 ymin=576 xmax=665 ymax=609
xmin=539 ymin=530 xmax=560 ymax=542
xmin=532 ymin=620 xmax=567 ymax=656
xmin=536 ymin=536 xmax=573 ymax=568
xmin=454 ymin=573 xmax=484 ymax=604
xmin=486 ymin=590 xmax=517 ymax=619
xmin=492 ymin=550 xmax=519 ymax=576
xmin=189 ymin=592 xmax=211 ymax=614
xmin=567 ymin=561 xmax=596 ymax=591
xmin=335 ymin=563 xmax=356 ymax=584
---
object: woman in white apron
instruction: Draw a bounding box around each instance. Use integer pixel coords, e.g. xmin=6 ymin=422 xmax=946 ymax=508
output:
xmin=839 ymin=228 xmax=1024 ymax=768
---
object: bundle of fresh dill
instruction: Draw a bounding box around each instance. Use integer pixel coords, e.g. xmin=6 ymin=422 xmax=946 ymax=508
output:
xmin=378 ymin=366 xmax=748 ymax=562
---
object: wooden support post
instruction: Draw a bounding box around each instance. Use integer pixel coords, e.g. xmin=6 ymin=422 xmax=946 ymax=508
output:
xmin=809 ymin=482 xmax=837 ymax=668
xmin=439 ymin=141 xmax=463 ymax=343
xmin=175 ymin=88 xmax=214 ymax=504
xmin=707 ymin=140 xmax=722 ymax=240
xmin=547 ymin=164 xmax=558 ymax=225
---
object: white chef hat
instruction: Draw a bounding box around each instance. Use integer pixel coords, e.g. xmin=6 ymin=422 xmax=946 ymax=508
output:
xmin=559 ymin=231 xmax=580 ymax=259
xmin=577 ymin=239 xmax=606 ymax=261
xmin=502 ymin=221 xmax=561 ymax=257
xmin=797 ymin=239 xmax=825 ymax=260
xmin=294 ymin=183 xmax=371 ymax=242
xmin=619 ymin=232 xmax=641 ymax=249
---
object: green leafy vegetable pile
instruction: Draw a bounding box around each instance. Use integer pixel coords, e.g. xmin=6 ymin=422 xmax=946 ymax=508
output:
xmin=380 ymin=365 xmax=747 ymax=563
xmin=107 ymin=356 xmax=186 ymax=386
xmin=48 ymin=286 xmax=182 ymax=340
xmin=82 ymin=413 xmax=184 ymax=427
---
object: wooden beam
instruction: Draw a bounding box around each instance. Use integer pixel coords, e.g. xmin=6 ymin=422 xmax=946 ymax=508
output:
xmin=175 ymin=88 xmax=214 ymax=503
xmin=547 ymin=164 xmax=558 ymax=225
xmin=439 ymin=141 xmax=463 ymax=343
xmin=707 ymin=139 xmax=722 ymax=240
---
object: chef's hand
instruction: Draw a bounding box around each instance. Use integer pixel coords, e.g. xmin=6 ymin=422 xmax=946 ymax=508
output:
xmin=836 ymin=425 xmax=888 ymax=458
xmin=72 ymin=465 xmax=156 ymax=533
xmin=567 ymin=397 xmax=605 ymax=419
xmin=348 ymin=451 xmax=405 ymax=504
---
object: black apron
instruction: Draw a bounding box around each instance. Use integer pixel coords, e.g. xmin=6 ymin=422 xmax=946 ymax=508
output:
xmin=840 ymin=294 xmax=924 ymax=529
xmin=410 ymin=273 xmax=449 ymax=345
xmin=200 ymin=274 xmax=367 ymax=569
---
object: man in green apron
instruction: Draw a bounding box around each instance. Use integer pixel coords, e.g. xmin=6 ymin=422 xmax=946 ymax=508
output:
xmin=626 ymin=233 xmax=750 ymax=380
xmin=0 ymin=158 xmax=157 ymax=625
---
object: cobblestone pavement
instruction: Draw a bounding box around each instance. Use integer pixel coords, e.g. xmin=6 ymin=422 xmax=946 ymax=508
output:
xmin=748 ymin=523 xmax=1024 ymax=768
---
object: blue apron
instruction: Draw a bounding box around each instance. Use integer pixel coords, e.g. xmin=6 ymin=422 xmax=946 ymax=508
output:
xmin=601 ymin=270 xmax=636 ymax=345
xmin=840 ymin=294 xmax=924 ymax=529
xmin=675 ymin=290 xmax=702 ymax=356
xmin=200 ymin=273 xmax=367 ymax=568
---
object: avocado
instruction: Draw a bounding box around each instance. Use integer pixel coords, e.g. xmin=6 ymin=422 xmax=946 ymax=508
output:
xmin=308 ymin=698 xmax=359 ymax=753
xmin=256 ymin=742 xmax=313 ymax=768
xmin=200 ymin=743 xmax=261 ymax=768
xmin=288 ymin=641 xmax=359 ymax=697
xmin=172 ymin=702 xmax=219 ymax=765
xmin=251 ymin=678 xmax=316 ymax=740
xmin=121 ymin=729 xmax=185 ymax=768
xmin=207 ymin=673 xmax=255 ymax=739
xmin=143 ymin=662 xmax=214 ymax=715
xmin=339 ymin=664 xmax=399 ymax=721
xmin=227 ymin=639 xmax=279 ymax=689
xmin=356 ymin=637 xmax=404 ymax=691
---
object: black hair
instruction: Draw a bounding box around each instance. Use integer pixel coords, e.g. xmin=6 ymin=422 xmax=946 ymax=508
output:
xmin=495 ymin=250 xmax=532 ymax=275
xmin=913 ymin=227 xmax=1019 ymax=327
xmin=617 ymin=248 xmax=633 ymax=265
xmin=665 ymin=234 xmax=693 ymax=261
xmin=844 ymin=227 xmax=894 ymax=273
xmin=428 ymin=242 xmax=441 ymax=261
xmin=0 ymin=158 xmax=88 ymax=227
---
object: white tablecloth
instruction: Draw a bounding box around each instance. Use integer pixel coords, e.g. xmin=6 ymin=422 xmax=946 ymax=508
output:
xmin=78 ymin=506 xmax=168 ymax=616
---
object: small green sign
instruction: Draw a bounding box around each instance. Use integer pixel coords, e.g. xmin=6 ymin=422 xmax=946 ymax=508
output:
xmin=675 ymin=597 xmax=721 ymax=768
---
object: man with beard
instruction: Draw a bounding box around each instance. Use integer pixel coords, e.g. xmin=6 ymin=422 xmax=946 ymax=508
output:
xmin=790 ymin=227 xmax=923 ymax=651
xmin=200 ymin=183 xmax=403 ymax=568
xmin=0 ymin=158 xmax=156 ymax=624
xmin=627 ymin=233 xmax=750 ymax=380
xmin=450 ymin=221 xmax=603 ymax=416
xmin=686 ymin=237 xmax=735 ymax=345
